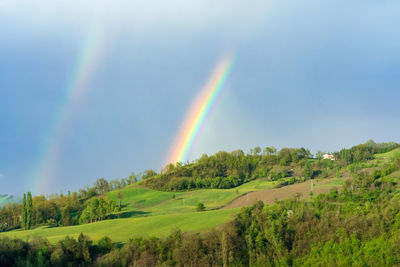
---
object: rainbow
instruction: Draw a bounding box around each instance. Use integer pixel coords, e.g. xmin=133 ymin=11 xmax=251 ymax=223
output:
xmin=33 ymin=26 xmax=107 ymax=194
xmin=167 ymin=55 xmax=235 ymax=165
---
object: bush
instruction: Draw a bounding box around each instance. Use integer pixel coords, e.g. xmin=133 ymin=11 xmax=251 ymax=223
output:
xmin=196 ymin=202 xmax=205 ymax=212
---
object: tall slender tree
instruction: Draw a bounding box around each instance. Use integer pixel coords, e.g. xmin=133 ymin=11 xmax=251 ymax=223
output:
xmin=303 ymin=160 xmax=313 ymax=179
xmin=27 ymin=192 xmax=32 ymax=230
xmin=21 ymin=193 xmax=27 ymax=230
xmin=221 ymin=231 xmax=229 ymax=267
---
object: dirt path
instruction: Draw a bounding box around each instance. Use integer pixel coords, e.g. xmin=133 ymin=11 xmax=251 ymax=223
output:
xmin=223 ymin=179 xmax=341 ymax=209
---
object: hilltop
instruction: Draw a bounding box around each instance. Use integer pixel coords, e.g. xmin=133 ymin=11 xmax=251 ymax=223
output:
xmin=1 ymin=141 xmax=400 ymax=265
xmin=1 ymin=141 xmax=398 ymax=241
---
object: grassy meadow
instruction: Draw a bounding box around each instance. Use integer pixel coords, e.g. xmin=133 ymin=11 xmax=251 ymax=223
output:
xmin=1 ymin=208 xmax=237 ymax=243
xmin=2 ymin=148 xmax=398 ymax=244
xmin=1 ymin=179 xmax=278 ymax=243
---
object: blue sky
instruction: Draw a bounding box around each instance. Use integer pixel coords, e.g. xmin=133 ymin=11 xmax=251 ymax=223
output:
xmin=1 ymin=0 xmax=400 ymax=195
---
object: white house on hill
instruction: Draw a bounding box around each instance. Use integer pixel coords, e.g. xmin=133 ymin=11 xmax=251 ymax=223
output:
xmin=322 ymin=153 xmax=335 ymax=160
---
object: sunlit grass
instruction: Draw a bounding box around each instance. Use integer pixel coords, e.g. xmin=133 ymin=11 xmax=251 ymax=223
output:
xmin=1 ymin=209 xmax=238 ymax=244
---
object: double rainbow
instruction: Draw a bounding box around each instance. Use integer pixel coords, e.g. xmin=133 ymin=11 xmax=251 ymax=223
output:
xmin=167 ymin=55 xmax=235 ymax=164
xmin=33 ymin=26 xmax=107 ymax=194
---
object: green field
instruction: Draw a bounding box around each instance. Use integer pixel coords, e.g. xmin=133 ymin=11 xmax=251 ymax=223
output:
xmin=1 ymin=179 xmax=277 ymax=243
xmin=107 ymin=178 xmax=278 ymax=216
xmin=3 ymin=148 xmax=399 ymax=244
xmin=375 ymin=148 xmax=400 ymax=160
xmin=314 ymin=179 xmax=344 ymax=188
xmin=1 ymin=209 xmax=238 ymax=243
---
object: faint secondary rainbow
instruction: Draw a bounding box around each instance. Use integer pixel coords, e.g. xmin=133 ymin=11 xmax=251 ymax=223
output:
xmin=33 ymin=26 xmax=107 ymax=194
xmin=167 ymin=55 xmax=235 ymax=165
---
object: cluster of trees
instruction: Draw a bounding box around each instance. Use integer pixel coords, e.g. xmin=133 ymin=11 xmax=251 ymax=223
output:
xmin=333 ymin=140 xmax=398 ymax=165
xmin=2 ymin=156 xmax=400 ymax=266
xmin=0 ymin=176 xmax=130 ymax=232
xmin=0 ymin=203 xmax=20 ymax=232
xmin=0 ymin=140 xmax=397 ymax=234
xmin=79 ymin=174 xmax=139 ymax=199
xmin=163 ymin=175 xmax=245 ymax=191
xmin=144 ymin=141 xmax=398 ymax=192
xmin=21 ymin=192 xmax=32 ymax=230
xmin=144 ymin=147 xmax=312 ymax=191
xmin=79 ymin=197 xmax=118 ymax=224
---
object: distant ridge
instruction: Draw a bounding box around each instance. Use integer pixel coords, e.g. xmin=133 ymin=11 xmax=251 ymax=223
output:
xmin=0 ymin=194 xmax=21 ymax=208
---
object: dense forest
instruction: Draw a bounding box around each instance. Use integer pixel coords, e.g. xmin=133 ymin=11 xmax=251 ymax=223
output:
xmin=1 ymin=140 xmax=400 ymax=266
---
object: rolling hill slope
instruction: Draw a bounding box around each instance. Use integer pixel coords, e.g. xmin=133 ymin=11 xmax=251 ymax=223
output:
xmin=2 ymin=147 xmax=399 ymax=244
xmin=0 ymin=194 xmax=21 ymax=208
xmin=0 ymin=178 xmax=333 ymax=243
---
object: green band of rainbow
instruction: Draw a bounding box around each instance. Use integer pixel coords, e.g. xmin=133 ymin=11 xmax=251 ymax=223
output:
xmin=167 ymin=55 xmax=235 ymax=164
xmin=33 ymin=26 xmax=106 ymax=194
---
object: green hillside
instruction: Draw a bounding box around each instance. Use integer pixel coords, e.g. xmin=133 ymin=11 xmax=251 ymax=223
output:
xmin=2 ymin=145 xmax=399 ymax=244
xmin=1 ymin=208 xmax=237 ymax=243
xmin=1 ymin=143 xmax=400 ymax=265
xmin=1 ymin=178 xmax=278 ymax=243
xmin=0 ymin=194 xmax=21 ymax=208
xmin=107 ymin=178 xmax=278 ymax=217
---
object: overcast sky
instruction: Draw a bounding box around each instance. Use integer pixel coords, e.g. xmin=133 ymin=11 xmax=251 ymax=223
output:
xmin=1 ymin=0 xmax=400 ymax=195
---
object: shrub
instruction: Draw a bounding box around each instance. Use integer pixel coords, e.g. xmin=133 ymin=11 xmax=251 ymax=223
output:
xmin=196 ymin=202 xmax=205 ymax=212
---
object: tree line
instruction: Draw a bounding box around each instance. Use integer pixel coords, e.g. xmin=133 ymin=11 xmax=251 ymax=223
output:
xmin=0 ymin=140 xmax=397 ymax=233
xmin=0 ymin=176 xmax=131 ymax=232
xmin=144 ymin=141 xmax=398 ymax=191
xmin=1 ymin=154 xmax=400 ymax=266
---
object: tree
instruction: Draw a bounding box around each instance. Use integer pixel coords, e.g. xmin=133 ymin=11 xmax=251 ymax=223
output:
xmin=129 ymin=172 xmax=138 ymax=184
xmin=94 ymin=178 xmax=109 ymax=195
xmin=79 ymin=197 xmax=116 ymax=224
xmin=77 ymin=233 xmax=92 ymax=263
xmin=231 ymin=149 xmax=244 ymax=158
xmin=264 ymin=146 xmax=277 ymax=156
xmin=279 ymin=148 xmax=292 ymax=165
xmin=117 ymin=191 xmax=123 ymax=208
xmin=143 ymin=170 xmax=157 ymax=179
xmin=249 ymin=146 xmax=261 ymax=156
xmin=27 ymin=192 xmax=32 ymax=230
xmin=221 ymin=231 xmax=229 ymax=267
xmin=303 ymin=160 xmax=313 ymax=179
xmin=22 ymin=193 xmax=27 ymax=230
xmin=109 ymin=179 xmax=121 ymax=190
xmin=61 ymin=206 xmax=72 ymax=226
xmin=196 ymin=202 xmax=205 ymax=212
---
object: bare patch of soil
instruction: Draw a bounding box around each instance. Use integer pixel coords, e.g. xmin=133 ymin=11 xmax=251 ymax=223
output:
xmin=223 ymin=179 xmax=341 ymax=209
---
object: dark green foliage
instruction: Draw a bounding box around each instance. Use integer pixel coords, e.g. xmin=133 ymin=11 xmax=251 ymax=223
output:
xmin=0 ymin=203 xmax=20 ymax=232
xmin=1 ymin=141 xmax=397 ymax=233
xmin=3 ymin=167 xmax=400 ymax=266
xmin=145 ymin=147 xmax=312 ymax=191
xmin=79 ymin=197 xmax=116 ymax=224
xmin=303 ymin=160 xmax=313 ymax=179
xmin=196 ymin=202 xmax=205 ymax=212
xmin=1 ymin=141 xmax=400 ymax=266
xmin=27 ymin=192 xmax=32 ymax=230
xmin=95 ymin=236 xmax=113 ymax=255
xmin=334 ymin=140 xmax=399 ymax=165
xmin=61 ymin=205 xmax=72 ymax=226
xmin=0 ymin=178 xmax=124 ymax=231
xmin=50 ymin=233 xmax=93 ymax=266
xmin=21 ymin=194 xmax=26 ymax=230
